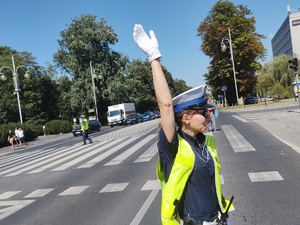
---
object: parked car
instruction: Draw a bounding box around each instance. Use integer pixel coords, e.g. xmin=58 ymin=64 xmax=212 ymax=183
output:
xmin=153 ymin=110 xmax=160 ymax=118
xmin=244 ymin=96 xmax=258 ymax=105
xmin=136 ymin=113 xmax=144 ymax=123
xmin=142 ymin=112 xmax=155 ymax=121
xmin=124 ymin=113 xmax=141 ymax=125
xmin=72 ymin=120 xmax=101 ymax=137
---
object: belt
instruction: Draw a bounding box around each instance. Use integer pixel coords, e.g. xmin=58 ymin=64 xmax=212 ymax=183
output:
xmin=183 ymin=215 xmax=219 ymax=225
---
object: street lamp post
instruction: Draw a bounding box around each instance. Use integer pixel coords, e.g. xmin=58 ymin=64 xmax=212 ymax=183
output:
xmin=0 ymin=55 xmax=30 ymax=124
xmin=221 ymin=27 xmax=239 ymax=105
xmin=90 ymin=61 xmax=102 ymax=121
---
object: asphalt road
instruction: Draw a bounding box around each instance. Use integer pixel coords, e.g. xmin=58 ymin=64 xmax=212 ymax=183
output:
xmin=0 ymin=98 xmax=299 ymax=225
xmin=215 ymin=99 xmax=300 ymax=224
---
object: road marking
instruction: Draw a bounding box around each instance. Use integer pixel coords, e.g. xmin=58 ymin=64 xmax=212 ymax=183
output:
xmin=99 ymin=182 xmax=129 ymax=193
xmin=233 ymin=114 xmax=275 ymax=122
xmin=248 ymin=171 xmax=284 ymax=182
xmin=0 ymin=200 xmax=35 ymax=221
xmin=27 ymin=139 xmax=112 ymax=172
xmin=58 ymin=186 xmax=89 ymax=196
xmin=220 ymin=175 xmax=224 ymax=185
xmin=23 ymin=188 xmax=54 ymax=198
xmin=0 ymin=191 xmax=21 ymax=200
xmin=141 ymin=180 xmax=161 ymax=190
xmin=232 ymin=115 xmax=249 ymax=122
xmin=129 ymin=189 xmax=160 ymax=225
xmin=104 ymin=134 xmax=157 ymax=166
xmin=222 ymin=125 xmax=256 ymax=152
xmin=271 ymin=134 xmax=300 ymax=154
xmin=0 ymin=148 xmax=62 ymax=169
xmin=77 ymin=137 xmax=139 ymax=168
xmin=134 ymin=142 xmax=158 ymax=163
xmin=1 ymin=145 xmax=80 ymax=176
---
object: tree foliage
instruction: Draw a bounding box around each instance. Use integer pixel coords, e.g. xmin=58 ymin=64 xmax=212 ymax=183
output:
xmin=0 ymin=46 xmax=59 ymax=125
xmin=197 ymin=0 xmax=266 ymax=105
xmin=256 ymin=55 xmax=297 ymax=99
xmin=53 ymin=14 xmax=126 ymax=118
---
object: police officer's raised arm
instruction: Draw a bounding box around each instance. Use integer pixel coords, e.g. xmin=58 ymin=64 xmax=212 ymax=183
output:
xmin=133 ymin=24 xmax=175 ymax=143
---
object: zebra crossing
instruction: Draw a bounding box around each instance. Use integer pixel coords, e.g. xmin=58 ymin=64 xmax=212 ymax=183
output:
xmin=0 ymin=122 xmax=286 ymax=182
xmin=0 ymin=133 xmax=158 ymax=177
xmin=232 ymin=113 xmax=276 ymax=122
xmin=0 ymin=180 xmax=161 ymax=200
xmin=0 ymin=119 xmax=287 ymax=222
xmin=0 ymin=179 xmax=161 ymax=221
xmin=0 ymin=123 xmax=285 ymax=184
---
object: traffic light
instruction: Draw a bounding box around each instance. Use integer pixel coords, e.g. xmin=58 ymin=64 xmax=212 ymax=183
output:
xmin=289 ymin=57 xmax=298 ymax=71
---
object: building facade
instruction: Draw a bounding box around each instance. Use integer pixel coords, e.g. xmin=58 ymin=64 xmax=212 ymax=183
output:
xmin=272 ymin=10 xmax=300 ymax=58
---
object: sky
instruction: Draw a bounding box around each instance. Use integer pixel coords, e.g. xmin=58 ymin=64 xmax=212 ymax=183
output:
xmin=0 ymin=0 xmax=299 ymax=87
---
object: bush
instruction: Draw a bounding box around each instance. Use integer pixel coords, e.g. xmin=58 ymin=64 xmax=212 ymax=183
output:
xmin=44 ymin=120 xmax=72 ymax=135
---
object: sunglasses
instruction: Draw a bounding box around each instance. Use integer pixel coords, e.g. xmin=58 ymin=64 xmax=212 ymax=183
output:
xmin=193 ymin=109 xmax=209 ymax=118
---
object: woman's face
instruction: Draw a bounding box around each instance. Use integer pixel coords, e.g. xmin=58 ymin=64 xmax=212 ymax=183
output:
xmin=186 ymin=109 xmax=211 ymax=134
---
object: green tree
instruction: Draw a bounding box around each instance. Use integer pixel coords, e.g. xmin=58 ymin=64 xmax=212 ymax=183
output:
xmin=257 ymin=55 xmax=296 ymax=99
xmin=53 ymin=14 xmax=125 ymax=118
xmin=56 ymin=76 xmax=73 ymax=121
xmin=197 ymin=0 xmax=266 ymax=105
xmin=125 ymin=59 xmax=178 ymax=113
xmin=0 ymin=47 xmax=38 ymax=123
xmin=173 ymin=78 xmax=191 ymax=96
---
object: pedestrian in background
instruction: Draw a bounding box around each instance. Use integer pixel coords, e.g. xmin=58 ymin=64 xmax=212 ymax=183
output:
xmin=133 ymin=24 xmax=234 ymax=225
xmin=7 ymin=129 xmax=15 ymax=148
xmin=18 ymin=127 xmax=27 ymax=146
xmin=81 ymin=115 xmax=92 ymax=145
xmin=14 ymin=127 xmax=21 ymax=146
xmin=207 ymin=97 xmax=219 ymax=133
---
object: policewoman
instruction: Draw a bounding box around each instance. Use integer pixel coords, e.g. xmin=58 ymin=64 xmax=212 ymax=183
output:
xmin=81 ymin=115 xmax=92 ymax=145
xmin=133 ymin=24 xmax=234 ymax=225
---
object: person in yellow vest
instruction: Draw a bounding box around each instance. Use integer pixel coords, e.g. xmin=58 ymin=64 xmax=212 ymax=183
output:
xmin=133 ymin=24 xmax=234 ymax=225
xmin=81 ymin=115 xmax=92 ymax=145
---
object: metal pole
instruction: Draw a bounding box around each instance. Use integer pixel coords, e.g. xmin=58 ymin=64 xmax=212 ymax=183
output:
xmin=228 ymin=28 xmax=239 ymax=105
xmin=296 ymin=73 xmax=300 ymax=109
xmin=90 ymin=61 xmax=99 ymax=121
xmin=12 ymin=55 xmax=23 ymax=124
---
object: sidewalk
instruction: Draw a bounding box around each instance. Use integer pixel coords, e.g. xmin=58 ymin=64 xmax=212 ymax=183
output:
xmin=219 ymin=98 xmax=299 ymax=112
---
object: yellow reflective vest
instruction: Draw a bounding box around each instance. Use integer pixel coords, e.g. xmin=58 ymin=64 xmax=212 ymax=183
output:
xmin=81 ymin=119 xmax=89 ymax=131
xmin=157 ymin=133 xmax=234 ymax=225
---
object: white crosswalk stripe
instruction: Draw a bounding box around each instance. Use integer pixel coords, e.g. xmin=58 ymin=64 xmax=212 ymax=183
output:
xmin=221 ymin=124 xmax=256 ymax=152
xmin=104 ymin=134 xmax=157 ymax=166
xmin=99 ymin=182 xmax=129 ymax=193
xmin=0 ymin=191 xmax=21 ymax=200
xmin=134 ymin=141 xmax=158 ymax=163
xmin=58 ymin=186 xmax=89 ymax=196
xmin=248 ymin=171 xmax=284 ymax=182
xmin=233 ymin=114 xmax=275 ymax=122
xmin=24 ymin=189 xmax=54 ymax=198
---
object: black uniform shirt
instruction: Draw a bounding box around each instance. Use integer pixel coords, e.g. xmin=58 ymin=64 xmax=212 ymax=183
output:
xmin=158 ymin=128 xmax=218 ymax=221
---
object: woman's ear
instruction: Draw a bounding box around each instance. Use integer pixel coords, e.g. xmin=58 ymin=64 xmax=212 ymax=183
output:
xmin=181 ymin=113 xmax=190 ymax=125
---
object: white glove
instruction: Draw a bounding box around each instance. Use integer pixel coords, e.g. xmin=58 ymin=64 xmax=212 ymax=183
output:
xmin=133 ymin=24 xmax=162 ymax=62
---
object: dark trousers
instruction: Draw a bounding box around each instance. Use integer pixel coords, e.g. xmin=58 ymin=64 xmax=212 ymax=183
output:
xmin=82 ymin=130 xmax=92 ymax=144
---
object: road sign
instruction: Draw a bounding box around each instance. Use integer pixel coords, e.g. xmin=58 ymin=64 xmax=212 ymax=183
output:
xmin=221 ymin=85 xmax=227 ymax=92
